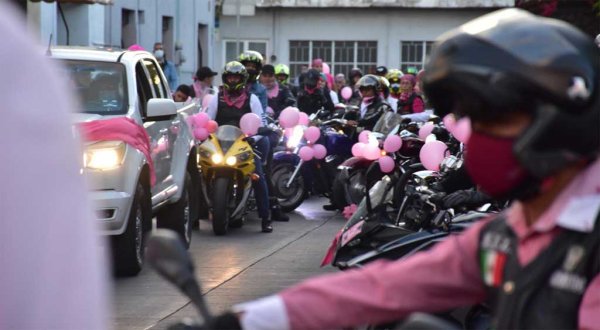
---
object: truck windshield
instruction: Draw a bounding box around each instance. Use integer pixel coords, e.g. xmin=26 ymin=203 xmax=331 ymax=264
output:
xmin=61 ymin=60 xmax=129 ymax=115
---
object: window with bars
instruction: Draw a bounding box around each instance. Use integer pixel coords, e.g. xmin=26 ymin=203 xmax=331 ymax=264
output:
xmin=288 ymin=40 xmax=378 ymax=79
xmin=223 ymin=40 xmax=268 ymax=65
xmin=399 ymin=41 xmax=434 ymax=74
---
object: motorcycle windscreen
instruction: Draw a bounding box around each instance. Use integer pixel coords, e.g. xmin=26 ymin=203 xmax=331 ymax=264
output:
xmin=372 ymin=111 xmax=402 ymax=135
xmin=215 ymin=125 xmax=244 ymax=154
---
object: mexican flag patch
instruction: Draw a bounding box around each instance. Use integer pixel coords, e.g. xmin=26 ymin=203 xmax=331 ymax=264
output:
xmin=480 ymin=249 xmax=507 ymax=287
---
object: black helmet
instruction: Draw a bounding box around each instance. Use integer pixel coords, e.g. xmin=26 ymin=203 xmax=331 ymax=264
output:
xmin=349 ymin=68 xmax=363 ymax=82
xmin=222 ymin=61 xmax=248 ymax=92
xmin=356 ymin=74 xmax=381 ymax=93
xmin=303 ymin=69 xmax=322 ymax=89
xmin=423 ymin=8 xmax=600 ymax=179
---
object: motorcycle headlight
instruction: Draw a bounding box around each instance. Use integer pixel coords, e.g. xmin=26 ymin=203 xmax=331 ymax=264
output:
xmin=226 ymin=156 xmax=237 ymax=166
xmin=84 ymin=141 xmax=126 ymax=170
xmin=211 ymin=154 xmax=223 ymax=164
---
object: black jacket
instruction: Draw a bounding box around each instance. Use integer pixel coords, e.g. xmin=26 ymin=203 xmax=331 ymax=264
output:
xmin=268 ymin=84 xmax=296 ymax=119
xmin=296 ymin=87 xmax=334 ymax=116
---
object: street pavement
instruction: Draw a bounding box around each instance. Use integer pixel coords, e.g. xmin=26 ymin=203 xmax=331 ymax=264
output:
xmin=111 ymin=197 xmax=344 ymax=330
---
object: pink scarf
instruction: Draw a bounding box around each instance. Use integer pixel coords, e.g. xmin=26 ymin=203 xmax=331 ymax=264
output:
xmin=267 ymin=83 xmax=279 ymax=99
xmin=222 ymin=89 xmax=248 ymax=108
xmin=78 ymin=117 xmax=156 ymax=186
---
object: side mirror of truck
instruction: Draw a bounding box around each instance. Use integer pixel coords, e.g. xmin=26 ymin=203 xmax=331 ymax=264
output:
xmin=147 ymin=98 xmax=177 ymax=119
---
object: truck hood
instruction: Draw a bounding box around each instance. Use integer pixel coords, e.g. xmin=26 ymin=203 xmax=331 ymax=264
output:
xmin=72 ymin=113 xmax=105 ymax=124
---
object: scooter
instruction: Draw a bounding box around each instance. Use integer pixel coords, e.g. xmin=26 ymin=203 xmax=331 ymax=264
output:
xmin=198 ymin=125 xmax=263 ymax=235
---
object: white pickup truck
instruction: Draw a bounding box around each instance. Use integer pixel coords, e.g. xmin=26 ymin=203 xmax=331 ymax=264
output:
xmin=53 ymin=47 xmax=201 ymax=276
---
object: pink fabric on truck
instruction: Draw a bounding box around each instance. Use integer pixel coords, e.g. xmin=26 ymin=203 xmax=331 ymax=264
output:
xmin=79 ymin=117 xmax=156 ymax=186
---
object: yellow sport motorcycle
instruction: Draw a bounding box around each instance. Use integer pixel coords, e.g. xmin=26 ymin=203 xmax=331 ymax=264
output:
xmin=197 ymin=125 xmax=257 ymax=235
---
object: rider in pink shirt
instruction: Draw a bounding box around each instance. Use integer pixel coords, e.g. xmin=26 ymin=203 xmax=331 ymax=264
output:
xmin=210 ymin=9 xmax=600 ymax=330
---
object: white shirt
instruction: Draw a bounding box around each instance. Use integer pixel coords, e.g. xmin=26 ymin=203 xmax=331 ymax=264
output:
xmin=329 ymin=90 xmax=339 ymax=105
xmin=387 ymin=96 xmax=398 ymax=113
xmin=206 ymin=93 xmax=266 ymax=126
xmin=0 ymin=3 xmax=109 ymax=329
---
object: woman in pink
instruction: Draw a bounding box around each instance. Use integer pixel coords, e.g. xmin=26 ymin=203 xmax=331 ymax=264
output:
xmin=396 ymin=74 xmax=424 ymax=114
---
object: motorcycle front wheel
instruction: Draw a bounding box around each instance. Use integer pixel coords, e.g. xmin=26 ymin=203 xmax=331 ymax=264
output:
xmin=211 ymin=176 xmax=231 ymax=235
xmin=272 ymin=164 xmax=307 ymax=213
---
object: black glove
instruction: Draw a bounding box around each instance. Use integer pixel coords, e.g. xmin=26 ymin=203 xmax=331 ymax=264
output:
xmin=206 ymin=312 xmax=242 ymax=330
xmin=257 ymin=126 xmax=273 ymax=136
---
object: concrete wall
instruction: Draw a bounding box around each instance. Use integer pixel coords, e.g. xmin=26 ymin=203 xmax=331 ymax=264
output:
xmin=26 ymin=0 xmax=216 ymax=86
xmin=215 ymin=7 xmax=494 ymax=79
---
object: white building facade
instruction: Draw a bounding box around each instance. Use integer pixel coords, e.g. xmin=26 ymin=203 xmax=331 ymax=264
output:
xmin=216 ymin=0 xmax=515 ymax=79
xmin=24 ymin=0 xmax=216 ymax=85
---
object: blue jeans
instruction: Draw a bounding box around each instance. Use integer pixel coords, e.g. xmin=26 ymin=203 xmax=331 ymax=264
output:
xmin=252 ymin=137 xmax=270 ymax=219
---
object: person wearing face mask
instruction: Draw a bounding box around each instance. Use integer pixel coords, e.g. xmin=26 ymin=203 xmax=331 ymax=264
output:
xmin=205 ymin=9 xmax=600 ymax=330
xmin=238 ymin=52 xmax=289 ymax=222
xmin=260 ymin=64 xmax=296 ymax=119
xmin=153 ymin=42 xmax=178 ymax=91
xmin=346 ymin=75 xmax=391 ymax=131
xmin=206 ymin=61 xmax=274 ymax=232
xmin=296 ymin=69 xmax=334 ymax=116
xmin=396 ymin=74 xmax=424 ymax=115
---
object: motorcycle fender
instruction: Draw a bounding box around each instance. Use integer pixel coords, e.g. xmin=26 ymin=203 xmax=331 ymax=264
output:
xmin=338 ymin=156 xmax=373 ymax=170
xmin=273 ymin=151 xmax=300 ymax=165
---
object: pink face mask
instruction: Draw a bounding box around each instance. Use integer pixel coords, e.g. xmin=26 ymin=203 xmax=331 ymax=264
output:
xmin=465 ymin=131 xmax=528 ymax=198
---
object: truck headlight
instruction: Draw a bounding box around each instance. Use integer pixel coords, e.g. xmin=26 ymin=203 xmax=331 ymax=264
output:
xmin=211 ymin=154 xmax=223 ymax=164
xmin=226 ymin=156 xmax=237 ymax=166
xmin=84 ymin=141 xmax=126 ymax=170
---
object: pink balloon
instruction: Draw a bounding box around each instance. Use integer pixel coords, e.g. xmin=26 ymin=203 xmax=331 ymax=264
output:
xmin=418 ymin=122 xmax=435 ymax=140
xmin=453 ymin=117 xmax=472 ymax=143
xmin=193 ymin=127 xmax=209 ymax=141
xmin=206 ymin=120 xmax=218 ymax=133
xmin=358 ymin=130 xmax=371 ymax=143
xmin=341 ymin=87 xmax=353 ymax=101
xmin=379 ymin=156 xmax=395 ymax=173
xmin=322 ymin=62 xmax=331 ymax=75
xmin=193 ymin=112 xmax=210 ymax=128
xmin=419 ymin=140 xmax=449 ymax=171
xmin=383 ymin=135 xmax=402 ymax=153
xmin=363 ymin=144 xmax=382 ymax=161
xmin=313 ymin=144 xmax=327 ymax=159
xmin=351 ymin=142 xmax=365 ymax=157
xmin=240 ymin=113 xmax=261 ymax=136
xmin=299 ymin=146 xmax=314 ymax=161
xmin=279 ymin=107 xmax=300 ymax=129
xmin=201 ymin=94 xmax=214 ymax=110
xmin=298 ymin=112 xmax=310 ymax=126
xmin=304 ymin=126 xmax=321 ymax=144
xmin=443 ymin=114 xmax=457 ymax=134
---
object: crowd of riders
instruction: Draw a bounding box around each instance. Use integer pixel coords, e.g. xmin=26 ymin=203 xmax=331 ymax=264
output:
xmin=187 ymin=49 xmax=428 ymax=233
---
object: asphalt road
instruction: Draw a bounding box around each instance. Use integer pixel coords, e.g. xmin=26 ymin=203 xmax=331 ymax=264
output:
xmin=110 ymin=197 xmax=344 ymax=330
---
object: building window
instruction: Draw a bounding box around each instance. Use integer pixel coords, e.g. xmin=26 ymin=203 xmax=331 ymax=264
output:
xmin=288 ymin=40 xmax=378 ymax=79
xmin=223 ymin=40 xmax=268 ymax=65
xmin=399 ymin=41 xmax=434 ymax=73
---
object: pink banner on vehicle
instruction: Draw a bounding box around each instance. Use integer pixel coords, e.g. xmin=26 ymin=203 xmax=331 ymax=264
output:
xmin=78 ymin=117 xmax=156 ymax=186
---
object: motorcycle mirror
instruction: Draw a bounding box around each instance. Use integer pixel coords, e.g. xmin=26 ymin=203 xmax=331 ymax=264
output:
xmin=147 ymin=229 xmax=212 ymax=323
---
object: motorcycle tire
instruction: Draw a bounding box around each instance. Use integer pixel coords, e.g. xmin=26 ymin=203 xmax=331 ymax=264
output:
xmin=212 ymin=176 xmax=231 ymax=235
xmin=271 ymin=164 xmax=307 ymax=213
xmin=330 ymin=173 xmax=348 ymax=210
